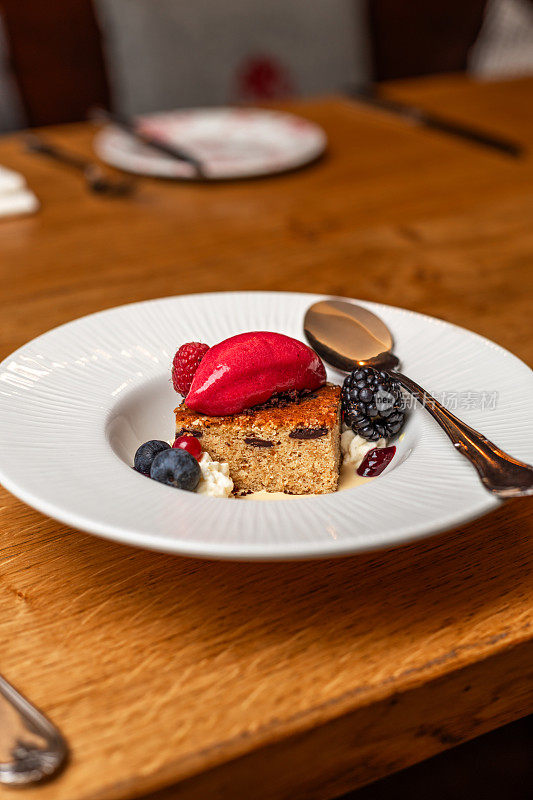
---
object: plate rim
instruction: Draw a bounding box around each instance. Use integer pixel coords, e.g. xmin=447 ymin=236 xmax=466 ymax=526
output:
xmin=2 ymin=290 xmax=531 ymax=561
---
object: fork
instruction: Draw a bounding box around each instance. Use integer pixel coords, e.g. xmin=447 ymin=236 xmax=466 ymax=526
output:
xmin=24 ymin=134 xmax=135 ymax=196
xmin=0 ymin=674 xmax=67 ymax=785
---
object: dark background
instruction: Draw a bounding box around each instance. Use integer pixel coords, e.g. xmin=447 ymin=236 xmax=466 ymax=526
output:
xmin=0 ymin=0 xmax=496 ymax=127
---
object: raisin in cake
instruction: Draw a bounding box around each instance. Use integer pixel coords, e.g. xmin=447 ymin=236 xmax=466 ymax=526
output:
xmin=175 ymin=384 xmax=341 ymax=494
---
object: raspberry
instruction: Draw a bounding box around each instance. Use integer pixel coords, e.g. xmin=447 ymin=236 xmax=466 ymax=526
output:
xmin=172 ymin=342 xmax=209 ymax=395
xmin=172 ymin=435 xmax=202 ymax=461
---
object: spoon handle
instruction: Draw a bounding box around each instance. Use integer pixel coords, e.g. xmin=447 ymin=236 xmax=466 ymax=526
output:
xmin=389 ymin=371 xmax=533 ymax=498
xmin=0 ymin=675 xmax=67 ymax=785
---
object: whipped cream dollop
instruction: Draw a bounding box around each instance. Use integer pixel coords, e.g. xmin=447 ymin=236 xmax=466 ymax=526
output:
xmin=341 ymin=425 xmax=387 ymax=469
xmin=196 ymin=452 xmax=234 ymax=498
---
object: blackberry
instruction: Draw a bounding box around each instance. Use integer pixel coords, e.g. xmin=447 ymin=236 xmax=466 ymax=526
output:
xmin=341 ymin=367 xmax=406 ymax=441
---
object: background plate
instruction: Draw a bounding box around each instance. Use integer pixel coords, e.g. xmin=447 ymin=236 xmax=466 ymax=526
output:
xmin=0 ymin=292 xmax=531 ymax=560
xmin=94 ymin=108 xmax=327 ymax=180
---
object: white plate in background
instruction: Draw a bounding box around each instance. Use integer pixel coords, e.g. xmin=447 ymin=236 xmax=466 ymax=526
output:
xmin=94 ymin=108 xmax=327 ymax=180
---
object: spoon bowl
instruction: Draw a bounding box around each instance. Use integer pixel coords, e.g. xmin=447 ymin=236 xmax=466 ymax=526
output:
xmin=304 ymin=299 xmax=398 ymax=371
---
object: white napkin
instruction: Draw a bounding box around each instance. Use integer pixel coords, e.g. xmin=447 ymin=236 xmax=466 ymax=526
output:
xmin=0 ymin=166 xmax=39 ymax=218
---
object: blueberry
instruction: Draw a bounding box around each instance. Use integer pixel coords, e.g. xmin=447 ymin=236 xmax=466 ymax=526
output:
xmin=134 ymin=440 xmax=171 ymax=475
xmin=150 ymin=448 xmax=201 ymax=491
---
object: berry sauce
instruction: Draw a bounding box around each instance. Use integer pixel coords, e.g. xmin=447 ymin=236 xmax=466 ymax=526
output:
xmin=357 ymin=446 xmax=396 ymax=478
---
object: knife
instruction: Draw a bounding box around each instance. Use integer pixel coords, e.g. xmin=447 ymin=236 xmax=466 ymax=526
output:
xmin=349 ymin=86 xmax=524 ymax=158
xmin=92 ymin=107 xmax=206 ymax=178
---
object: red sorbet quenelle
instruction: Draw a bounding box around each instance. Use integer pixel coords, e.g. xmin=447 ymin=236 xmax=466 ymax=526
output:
xmin=185 ymin=331 xmax=326 ymax=415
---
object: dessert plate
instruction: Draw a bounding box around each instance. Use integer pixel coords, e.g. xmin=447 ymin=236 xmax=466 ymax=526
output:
xmin=0 ymin=292 xmax=531 ymax=560
xmin=93 ymin=108 xmax=327 ymax=180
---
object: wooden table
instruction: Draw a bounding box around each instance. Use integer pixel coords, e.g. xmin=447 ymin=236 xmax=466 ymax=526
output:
xmin=1 ymin=75 xmax=532 ymax=800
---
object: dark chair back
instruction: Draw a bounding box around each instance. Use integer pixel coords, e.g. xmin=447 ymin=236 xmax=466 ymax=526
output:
xmin=368 ymin=0 xmax=486 ymax=80
xmin=0 ymin=0 xmax=109 ymax=127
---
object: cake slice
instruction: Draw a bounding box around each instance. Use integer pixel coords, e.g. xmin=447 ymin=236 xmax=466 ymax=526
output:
xmin=174 ymin=384 xmax=341 ymax=495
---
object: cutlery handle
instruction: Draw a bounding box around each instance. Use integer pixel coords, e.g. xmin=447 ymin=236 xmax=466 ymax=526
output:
xmin=24 ymin=135 xmax=89 ymax=172
xmin=0 ymin=675 xmax=67 ymax=786
xmin=91 ymin=107 xmax=206 ymax=177
xmin=390 ymin=371 xmax=533 ymax=498
xmin=349 ymin=87 xmax=524 ymax=158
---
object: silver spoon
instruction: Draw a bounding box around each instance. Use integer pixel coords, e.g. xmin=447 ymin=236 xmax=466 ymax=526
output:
xmin=304 ymin=299 xmax=533 ymax=498
xmin=0 ymin=675 xmax=67 ymax=785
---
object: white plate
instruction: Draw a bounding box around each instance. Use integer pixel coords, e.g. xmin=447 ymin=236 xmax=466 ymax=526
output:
xmin=0 ymin=292 xmax=531 ymax=560
xmin=93 ymin=108 xmax=327 ymax=180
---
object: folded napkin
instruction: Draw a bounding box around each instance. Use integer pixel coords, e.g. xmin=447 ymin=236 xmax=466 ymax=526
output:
xmin=0 ymin=165 xmax=39 ymax=218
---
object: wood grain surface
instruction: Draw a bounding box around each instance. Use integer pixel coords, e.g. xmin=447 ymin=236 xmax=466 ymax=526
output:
xmin=0 ymin=75 xmax=532 ymax=800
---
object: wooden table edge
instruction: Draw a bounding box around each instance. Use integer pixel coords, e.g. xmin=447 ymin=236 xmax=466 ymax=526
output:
xmin=85 ymin=637 xmax=532 ymax=800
